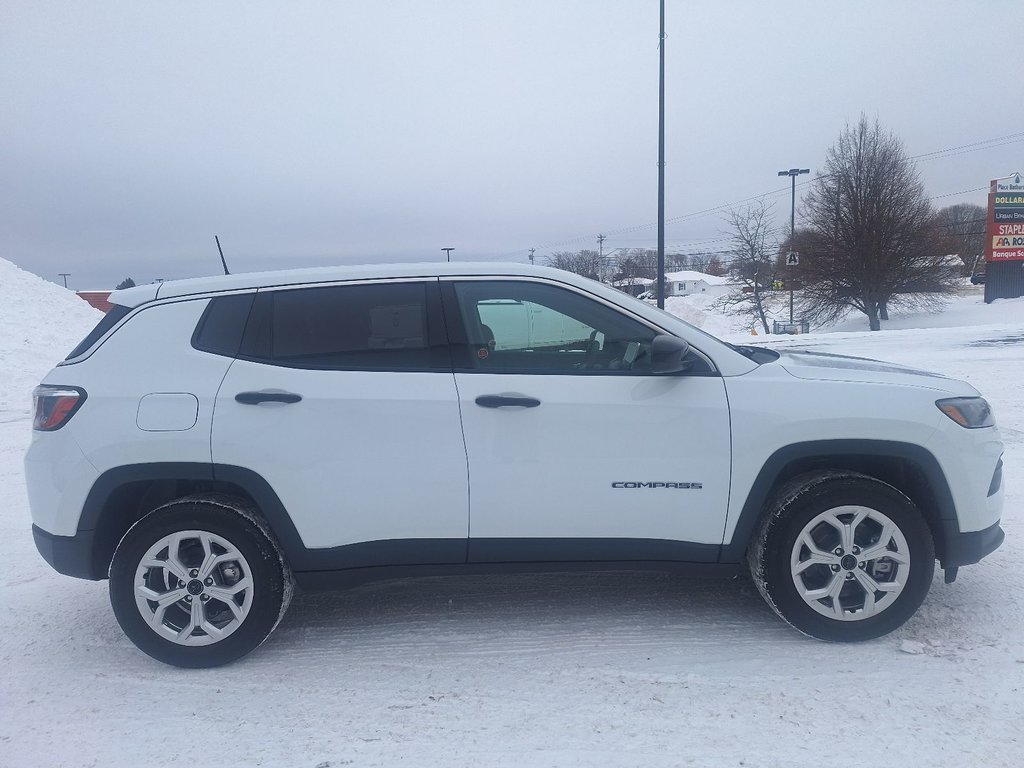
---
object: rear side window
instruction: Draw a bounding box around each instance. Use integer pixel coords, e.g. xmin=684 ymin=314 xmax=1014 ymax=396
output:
xmin=241 ymin=282 xmax=442 ymax=370
xmin=192 ymin=293 xmax=255 ymax=357
xmin=64 ymin=304 xmax=131 ymax=360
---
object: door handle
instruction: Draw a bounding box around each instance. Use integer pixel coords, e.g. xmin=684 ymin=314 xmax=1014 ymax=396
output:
xmin=235 ymin=390 xmax=303 ymax=405
xmin=474 ymin=395 xmax=541 ymax=409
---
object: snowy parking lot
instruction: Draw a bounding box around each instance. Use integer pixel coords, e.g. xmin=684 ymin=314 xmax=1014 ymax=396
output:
xmin=1 ymin=266 xmax=1021 ymax=767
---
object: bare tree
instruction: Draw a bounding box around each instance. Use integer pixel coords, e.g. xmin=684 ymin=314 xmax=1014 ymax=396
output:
xmin=704 ymin=254 xmax=728 ymax=277
xmin=935 ymin=203 xmax=987 ymax=272
xmin=664 ymin=253 xmax=682 ymax=271
xmin=716 ymin=200 xmax=779 ymax=334
xmin=545 ymin=249 xmax=603 ymax=280
xmin=615 ymin=248 xmax=658 ymax=281
xmin=682 ymin=252 xmax=728 ymax=276
xmin=800 ymin=116 xmax=958 ymax=331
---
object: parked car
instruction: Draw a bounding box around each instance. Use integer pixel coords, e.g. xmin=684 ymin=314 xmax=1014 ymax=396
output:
xmin=26 ymin=263 xmax=1004 ymax=666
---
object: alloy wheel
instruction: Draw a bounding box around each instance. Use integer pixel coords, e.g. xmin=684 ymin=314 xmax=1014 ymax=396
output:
xmin=133 ymin=529 xmax=254 ymax=646
xmin=789 ymin=505 xmax=910 ymax=621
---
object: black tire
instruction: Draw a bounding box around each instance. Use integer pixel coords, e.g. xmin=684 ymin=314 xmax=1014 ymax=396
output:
xmin=109 ymin=495 xmax=292 ymax=667
xmin=748 ymin=471 xmax=935 ymax=642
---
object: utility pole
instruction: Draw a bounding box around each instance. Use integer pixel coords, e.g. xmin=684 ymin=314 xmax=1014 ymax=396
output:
xmin=58 ymin=273 xmax=71 ymax=288
xmin=528 ymin=248 xmax=536 ymax=265
xmin=597 ymin=234 xmax=606 ymax=281
xmin=442 ymin=247 xmax=454 ymax=263
xmin=656 ymin=0 xmax=666 ymax=309
xmin=777 ymin=167 xmax=810 ymax=323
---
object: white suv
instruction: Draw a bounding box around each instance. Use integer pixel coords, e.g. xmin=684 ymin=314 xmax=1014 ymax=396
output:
xmin=25 ymin=263 xmax=1005 ymax=667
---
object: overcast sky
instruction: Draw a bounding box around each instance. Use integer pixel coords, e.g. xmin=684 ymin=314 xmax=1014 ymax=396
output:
xmin=2 ymin=0 xmax=1022 ymax=289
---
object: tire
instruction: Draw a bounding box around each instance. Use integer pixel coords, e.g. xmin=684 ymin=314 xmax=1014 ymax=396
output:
xmin=109 ymin=495 xmax=293 ymax=667
xmin=748 ymin=471 xmax=934 ymax=642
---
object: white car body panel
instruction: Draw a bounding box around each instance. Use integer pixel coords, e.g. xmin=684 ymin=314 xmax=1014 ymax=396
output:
xmin=212 ymin=362 xmax=469 ymax=549
xmin=27 ymin=299 xmax=232 ymax=532
xmin=454 ymin=372 xmax=731 ymax=544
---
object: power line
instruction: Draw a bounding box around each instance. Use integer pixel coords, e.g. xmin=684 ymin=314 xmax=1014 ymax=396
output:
xmin=510 ymin=130 xmax=1018 ymax=261
xmin=930 ymin=185 xmax=988 ymax=200
xmin=910 ymin=131 xmax=1024 ymax=160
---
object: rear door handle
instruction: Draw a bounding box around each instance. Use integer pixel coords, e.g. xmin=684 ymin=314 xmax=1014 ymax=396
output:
xmin=474 ymin=395 xmax=541 ymax=409
xmin=235 ymin=390 xmax=303 ymax=405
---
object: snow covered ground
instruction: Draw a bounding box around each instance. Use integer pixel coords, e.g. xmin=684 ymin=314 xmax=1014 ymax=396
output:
xmin=1 ymin=259 xmax=1022 ymax=767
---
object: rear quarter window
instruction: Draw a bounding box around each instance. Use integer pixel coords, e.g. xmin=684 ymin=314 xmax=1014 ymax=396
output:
xmin=64 ymin=304 xmax=131 ymax=360
xmin=191 ymin=293 xmax=256 ymax=357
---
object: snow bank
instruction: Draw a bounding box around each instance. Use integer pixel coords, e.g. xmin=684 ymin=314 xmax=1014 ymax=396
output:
xmin=0 ymin=257 xmax=102 ymax=418
xmin=662 ymin=293 xmax=789 ymax=338
xmin=827 ymin=288 xmax=1024 ymax=332
xmin=663 ymin=284 xmax=1024 ymax=341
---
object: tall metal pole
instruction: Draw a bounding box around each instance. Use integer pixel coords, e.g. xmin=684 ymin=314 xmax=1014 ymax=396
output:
xmin=442 ymin=247 xmax=454 ymax=263
xmin=778 ymin=167 xmax=809 ymax=324
xmin=789 ymin=174 xmax=796 ymax=323
xmin=58 ymin=273 xmax=70 ymax=288
xmin=656 ymin=0 xmax=666 ymax=309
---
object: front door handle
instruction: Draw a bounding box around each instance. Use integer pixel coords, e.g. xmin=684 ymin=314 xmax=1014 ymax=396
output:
xmin=475 ymin=395 xmax=541 ymax=409
xmin=235 ymin=390 xmax=303 ymax=405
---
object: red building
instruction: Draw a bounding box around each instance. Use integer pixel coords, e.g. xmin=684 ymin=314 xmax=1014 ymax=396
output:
xmin=76 ymin=291 xmax=114 ymax=313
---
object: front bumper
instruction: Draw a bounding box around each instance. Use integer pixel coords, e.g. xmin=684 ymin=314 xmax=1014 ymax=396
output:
xmin=940 ymin=519 xmax=1005 ymax=569
xmin=32 ymin=524 xmax=100 ymax=580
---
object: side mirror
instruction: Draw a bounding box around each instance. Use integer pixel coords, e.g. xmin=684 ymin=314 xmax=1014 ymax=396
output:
xmin=651 ymin=334 xmax=691 ymax=374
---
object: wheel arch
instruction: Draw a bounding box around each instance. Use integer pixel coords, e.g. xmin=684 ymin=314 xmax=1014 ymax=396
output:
xmin=721 ymin=440 xmax=956 ymax=565
xmin=80 ymin=463 xmax=305 ymax=580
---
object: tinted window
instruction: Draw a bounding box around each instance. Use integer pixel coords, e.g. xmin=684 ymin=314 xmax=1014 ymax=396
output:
xmin=65 ymin=304 xmax=131 ymax=360
xmin=242 ymin=282 xmax=436 ymax=370
xmin=452 ymin=281 xmax=658 ymax=373
xmin=192 ymin=293 xmax=255 ymax=357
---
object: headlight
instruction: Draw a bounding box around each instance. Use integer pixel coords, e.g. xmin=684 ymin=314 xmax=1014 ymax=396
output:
xmin=936 ymin=397 xmax=994 ymax=429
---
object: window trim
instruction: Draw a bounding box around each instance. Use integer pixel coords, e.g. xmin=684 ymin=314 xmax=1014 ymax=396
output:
xmin=439 ymin=276 xmax=718 ymax=377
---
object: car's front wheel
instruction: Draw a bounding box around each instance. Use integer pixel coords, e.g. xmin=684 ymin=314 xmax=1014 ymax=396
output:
xmin=748 ymin=471 xmax=935 ymax=641
xmin=109 ymin=496 xmax=292 ymax=667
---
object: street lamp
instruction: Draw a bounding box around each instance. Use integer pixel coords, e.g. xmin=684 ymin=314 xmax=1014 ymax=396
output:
xmin=442 ymin=247 xmax=454 ymax=263
xmin=778 ymin=167 xmax=810 ymax=323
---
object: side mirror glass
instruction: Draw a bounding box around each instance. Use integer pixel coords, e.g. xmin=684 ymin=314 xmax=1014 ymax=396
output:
xmin=651 ymin=334 xmax=691 ymax=374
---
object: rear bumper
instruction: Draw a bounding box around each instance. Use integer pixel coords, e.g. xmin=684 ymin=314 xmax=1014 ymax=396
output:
xmin=32 ymin=524 xmax=100 ymax=580
xmin=940 ymin=519 xmax=1004 ymax=569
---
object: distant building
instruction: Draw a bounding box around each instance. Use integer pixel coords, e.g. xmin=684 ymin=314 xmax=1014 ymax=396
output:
xmin=76 ymin=291 xmax=113 ymax=313
xmin=663 ymin=270 xmax=735 ymax=298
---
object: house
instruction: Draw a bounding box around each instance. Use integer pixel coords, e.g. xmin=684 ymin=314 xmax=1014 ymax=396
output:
xmin=663 ymin=270 xmax=735 ymax=298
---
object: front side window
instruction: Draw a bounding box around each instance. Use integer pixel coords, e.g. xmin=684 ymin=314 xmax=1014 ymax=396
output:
xmin=452 ymin=281 xmax=658 ymax=374
xmin=241 ymin=281 xmax=438 ymax=370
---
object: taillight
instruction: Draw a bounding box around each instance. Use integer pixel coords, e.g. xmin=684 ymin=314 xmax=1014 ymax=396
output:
xmin=32 ymin=386 xmax=87 ymax=431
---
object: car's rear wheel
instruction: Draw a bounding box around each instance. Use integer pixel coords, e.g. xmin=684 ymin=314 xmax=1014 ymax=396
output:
xmin=748 ymin=471 xmax=934 ymax=641
xmin=109 ymin=496 xmax=292 ymax=667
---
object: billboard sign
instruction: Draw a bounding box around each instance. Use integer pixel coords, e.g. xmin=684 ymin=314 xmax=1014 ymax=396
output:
xmin=986 ymin=173 xmax=1024 ymax=262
